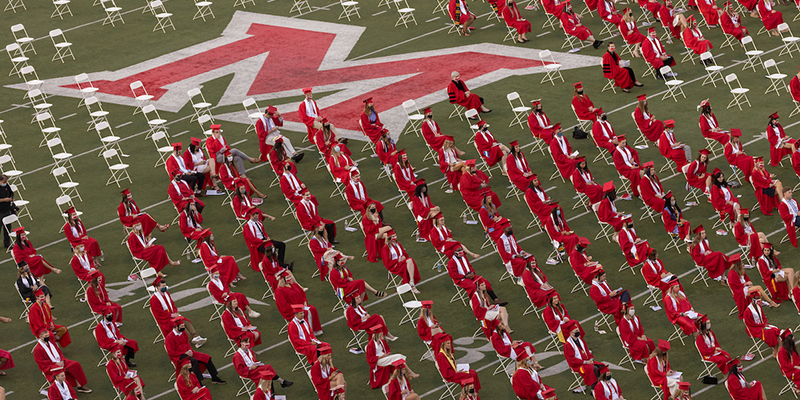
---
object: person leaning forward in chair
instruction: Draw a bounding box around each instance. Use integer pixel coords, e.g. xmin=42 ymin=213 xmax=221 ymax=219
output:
xmin=449 ymin=0 xmax=477 ymax=36
xmin=256 ymin=105 xmax=303 ymax=163
xmin=166 ymin=317 xmax=226 ymax=385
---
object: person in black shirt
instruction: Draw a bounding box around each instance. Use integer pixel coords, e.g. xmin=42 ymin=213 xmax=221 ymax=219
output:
xmin=0 ymin=175 xmax=17 ymax=248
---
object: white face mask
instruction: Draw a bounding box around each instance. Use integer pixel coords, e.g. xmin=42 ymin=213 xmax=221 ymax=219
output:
xmin=628 ymin=308 xmax=635 ymax=316
xmin=227 ymin=156 xmax=234 ymax=162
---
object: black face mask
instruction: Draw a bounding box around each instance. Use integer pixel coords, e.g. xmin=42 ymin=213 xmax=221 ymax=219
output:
xmin=573 ymin=331 xmax=580 ymax=337
xmin=178 ymin=327 xmax=186 ymax=332
xmin=577 ymin=90 xmax=583 ymax=94
xmin=106 ymin=315 xmax=113 ymax=322
xmin=506 ymin=229 xmax=514 ymax=236
xmin=187 ymin=368 xmax=193 ymax=373
xmin=601 ymin=115 xmax=607 ymax=121
xmin=426 ymin=114 xmax=433 ymax=119
xmin=43 ymin=336 xmax=50 ymax=342
xmin=469 ymin=388 xmax=475 ymax=394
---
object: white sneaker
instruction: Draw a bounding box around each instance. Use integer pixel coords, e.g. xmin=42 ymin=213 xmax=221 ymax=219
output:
xmin=247 ymin=310 xmax=261 ymax=318
xmin=192 ymin=336 xmax=207 ymax=347
xmin=191 ymin=257 xmax=202 ymax=264
xmin=313 ymin=330 xmax=324 ymax=336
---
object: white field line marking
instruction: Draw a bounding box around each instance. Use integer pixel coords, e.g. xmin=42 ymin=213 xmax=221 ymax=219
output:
xmin=58 ymin=113 xmax=77 ymax=120
xmin=115 ymin=121 xmax=133 ymax=129
xmin=426 ymin=16 xmax=441 ymax=22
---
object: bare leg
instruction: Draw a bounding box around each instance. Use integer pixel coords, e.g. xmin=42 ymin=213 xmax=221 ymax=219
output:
xmin=406 ymin=260 xmax=419 ymax=293
xmin=775 ymin=268 xmax=797 ymax=291
xmin=704 ymin=175 xmax=713 ymax=192
xmin=246 ymin=178 xmax=266 ymax=199
xmin=462 ymin=15 xmax=476 ymax=35
xmin=749 ymin=285 xmax=779 ymax=307
xmin=499 ymin=307 xmax=511 ymax=331
xmin=587 ymin=34 xmax=596 ymax=43
xmin=403 ymin=365 xmax=420 ymax=378
xmin=758 ymin=232 xmax=768 ymax=243
xmin=45 ymin=294 xmax=53 ymax=308
xmin=775 ymin=180 xmax=785 ymax=201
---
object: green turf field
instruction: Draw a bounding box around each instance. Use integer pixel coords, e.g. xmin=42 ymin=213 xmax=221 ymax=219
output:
xmin=3 ymin=0 xmax=800 ymax=399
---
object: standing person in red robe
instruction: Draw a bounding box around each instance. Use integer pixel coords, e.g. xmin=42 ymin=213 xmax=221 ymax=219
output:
xmin=106 ymin=345 xmax=145 ymax=400
xmin=603 ymin=42 xmax=644 ymax=93
xmin=590 ymin=270 xmax=631 ymax=324
xmin=13 ymin=228 xmax=60 ymax=277
xmin=658 ymin=120 xmax=691 ymax=168
xmin=448 ymin=0 xmax=477 ymax=36
xmin=529 ymin=100 xmax=558 ymax=145
xmin=572 ymin=82 xmax=598 ymax=121
xmin=690 ymin=225 xmax=733 ymax=282
xmin=381 ymin=230 xmax=422 ymax=292
xmin=698 ymin=99 xmax=729 ymax=145
xmin=562 ymin=320 xmax=604 ymax=393
xmin=613 ymin=136 xmax=643 ymax=196
xmin=634 ymin=94 xmax=663 ymax=142
xmin=506 ymin=141 xmax=535 ymax=191
xmin=695 ymin=316 xmax=734 ymax=373
xmin=751 ymin=156 xmax=784 ymax=215
xmin=127 ymin=221 xmax=180 ymax=277
xmin=176 ymin=358 xmax=212 ymax=400
xmin=757 ymin=0 xmax=784 ymax=34
xmin=592 ymin=108 xmax=618 ymax=154
xmin=697 ymin=0 xmax=721 ymax=26
xmin=618 ymin=9 xmax=647 ymax=58
xmin=572 ymin=158 xmax=605 ymax=204
xmin=618 ymin=304 xmax=655 ymax=362
xmin=460 ymin=160 xmax=501 ymax=211
xmin=360 ymin=98 xmax=389 ymax=143
xmin=768 ymin=112 xmax=796 ymax=166
xmin=117 ymin=189 xmax=168 ymax=235
xmin=642 ymin=28 xmax=675 ymax=79
xmin=474 ymin=120 xmax=510 ymax=171
xmin=560 ymin=3 xmax=604 ymax=48
xmin=721 ymin=2 xmax=749 ymax=40
xmin=502 ymin=0 xmax=530 ymax=42
xmin=310 ymin=345 xmax=346 ymax=400
xmin=29 ymin=289 xmax=71 ymax=347
xmin=447 ymin=71 xmax=490 ymax=114
xmin=62 ymin=207 xmax=102 ymax=262
xmin=33 ymin=329 xmax=87 ymax=391
xmin=682 ymin=16 xmax=714 ymax=55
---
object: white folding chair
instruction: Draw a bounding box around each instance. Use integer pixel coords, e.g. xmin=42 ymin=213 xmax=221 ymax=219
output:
xmin=401 ymin=99 xmax=424 ymax=137
xmin=47 ymin=138 xmax=74 ymax=172
xmin=397 ymin=283 xmax=420 ymax=326
xmin=193 ymin=0 xmax=214 ymax=20
xmin=0 ymin=155 xmax=24 ymax=190
xmin=560 ymin=22 xmax=582 ymax=51
xmin=394 ymin=0 xmax=417 ymax=27
xmin=49 ymin=29 xmax=74 ymax=63
xmin=51 ymin=167 xmax=83 ymax=201
xmin=720 ymin=31 xmax=737 ymax=50
xmin=778 ymin=23 xmax=800 ymax=58
xmin=100 ymin=0 xmax=124 ymax=25
xmin=11 ymin=184 xmax=31 ymax=221
xmin=187 ymin=88 xmax=213 ymax=122
xmin=602 ymin=59 xmax=617 ymax=94
xmin=150 ymin=1 xmax=175 ymax=33
xmin=506 ymin=92 xmax=531 ymax=129
xmin=19 ymin=66 xmax=43 ymax=97
xmin=151 ymin=131 xmax=173 ymax=167
xmin=197 ymin=114 xmax=213 ymax=136
xmin=338 ymin=0 xmax=360 ymax=20
xmin=538 ymin=49 xmax=564 ymax=85
xmin=289 ymin=0 xmax=311 ymax=14
xmin=94 ymin=121 xmax=123 ymax=155
xmin=51 ymin=0 xmax=72 ymax=19
xmin=11 ymin=24 xmax=35 ymax=55
xmin=615 ymin=327 xmax=637 ymax=369
xmin=660 ymin=66 xmax=685 ymax=102
xmin=241 ymin=98 xmax=261 ymax=135
xmin=700 ymin=52 xmax=723 ymax=87
xmin=6 ymin=44 xmax=29 ymax=78
xmin=103 ymin=149 xmax=131 ymax=187
xmin=36 ymin=112 xmax=61 ymax=147
xmin=83 ymin=96 xmax=109 ymax=131
xmin=4 ymin=0 xmax=25 ymax=12
xmin=74 ymin=73 xmax=99 ymax=107
xmin=763 ymin=59 xmax=788 ymax=96
xmin=142 ymin=104 xmax=168 ymax=139
xmin=570 ymin=104 xmax=592 ymax=132
xmin=724 ymin=73 xmax=751 ymax=110
xmin=129 ymin=81 xmax=153 ymax=115
xmin=741 ymin=36 xmax=763 ymax=72
xmin=791 ymin=99 xmax=800 ymax=119
xmin=681 ymin=43 xmax=699 ymax=65
xmin=694 ymin=340 xmax=718 ymax=380
xmin=233 ymin=0 xmax=254 ymax=8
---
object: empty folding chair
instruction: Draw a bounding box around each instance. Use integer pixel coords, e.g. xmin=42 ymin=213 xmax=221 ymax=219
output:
xmin=83 ymin=96 xmax=109 ymax=131
xmin=401 ymin=99 xmax=424 ymax=137
xmin=433 ymin=0 xmax=447 ymax=14
xmin=52 ymin=166 xmax=81 ymax=201
xmin=187 ymin=88 xmax=213 ymax=122
xmin=394 ymin=0 xmax=416 ymax=27
xmin=36 ymin=112 xmax=61 ymax=147
xmin=0 ymin=155 xmax=24 ymax=190
xmin=778 ymin=23 xmax=800 ymax=58
xmin=49 ymin=29 xmax=74 ymax=63
xmin=233 ymin=0 xmax=254 ymax=8
xmin=289 ymin=0 xmax=311 ymax=14
xmin=193 ymin=0 xmax=214 ymax=21
xmin=506 ymin=92 xmax=531 ymax=129
xmin=700 ymin=52 xmax=723 ymax=87
xmin=46 ymin=138 xmax=75 ymax=172
xmin=4 ymin=0 xmax=25 ymax=12
xmin=539 ymin=49 xmax=564 ymax=85
xmin=19 ymin=68 xmax=45 ymax=102
xmin=741 ymin=36 xmax=763 ymax=72
xmin=101 ymin=0 xmax=124 ymax=26
xmin=196 ymin=114 xmax=213 ymax=136
xmin=151 ymin=131 xmax=173 ymax=167
xmin=720 ymin=30 xmax=737 ymax=50
xmin=103 ymin=149 xmax=131 ymax=187
xmin=11 ymin=185 xmax=31 ymax=221
xmin=338 ymin=0 xmax=360 ymax=20
xmin=74 ymin=73 xmax=99 ymax=107
xmin=725 ymin=73 xmax=751 ymax=110
xmin=94 ymin=121 xmax=124 ymax=155
xmin=51 ymin=0 xmax=72 ymax=19
xmin=6 ymin=43 xmax=29 ymax=78
xmin=129 ymin=81 xmax=153 ymax=115
xmin=142 ymin=104 xmax=168 ymax=139
xmin=150 ymin=1 xmax=174 ymax=32
xmin=11 ymin=24 xmax=35 ymax=55
xmin=659 ymin=66 xmax=685 ymax=102
xmin=242 ymin=97 xmax=261 ymax=135
xmin=763 ymin=59 xmax=788 ymax=96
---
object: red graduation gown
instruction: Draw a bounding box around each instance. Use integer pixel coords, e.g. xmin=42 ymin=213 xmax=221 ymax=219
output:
xmin=549 ymin=136 xmax=577 ymax=180
xmin=107 ymin=358 xmax=145 ymax=395
xmin=34 ymin=343 xmax=86 ymax=387
xmin=435 ymin=350 xmax=481 ymax=389
xmin=447 ymin=79 xmax=482 ymax=111
xmin=779 ymin=200 xmax=799 ymax=247
xmin=118 ymin=200 xmax=157 ymax=235
xmin=757 ymin=255 xmax=790 ymax=303
xmin=275 ymin=284 xmax=321 ymax=331
xmin=618 ymin=316 xmax=655 ymax=360
xmin=572 ymin=95 xmax=596 ymax=121
xmin=459 ymin=170 xmax=501 ymax=211
xmin=690 ymin=239 xmax=730 ymax=279
xmin=94 ymin=320 xmax=139 ymax=353
xmin=757 ymin=0 xmax=783 ymax=30
xmin=633 ymin=107 xmax=663 ymax=142
xmin=658 ymin=131 xmax=688 ymax=168
xmin=662 ymin=292 xmax=698 ymax=335
xmin=696 ymin=331 xmax=733 ymax=373
xmin=751 ymin=169 xmax=779 ymax=214
xmin=560 ymin=12 xmax=593 ymax=40
xmin=362 ymin=214 xmax=385 ymax=263
xmin=28 ymin=302 xmax=71 ymax=347
xmin=233 ymin=348 xmax=275 ymax=383
xmin=63 ymin=220 xmax=101 ymax=257
xmin=682 ymin=27 xmax=713 ymax=54
xmin=602 ymin=51 xmax=634 ymax=89
xmin=127 ymin=232 xmax=170 ymax=272
xmin=165 ymin=330 xmax=211 ymax=366
xmin=366 ymin=339 xmax=394 ymax=388
xmin=176 ymin=373 xmax=212 ymax=400
xmin=381 ymin=242 xmax=421 ymax=285
xmin=13 ymin=240 xmax=51 ymax=278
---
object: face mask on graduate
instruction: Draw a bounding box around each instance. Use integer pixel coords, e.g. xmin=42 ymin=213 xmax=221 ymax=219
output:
xmin=556 ymin=131 xmax=563 ymax=137
xmin=577 ymin=90 xmax=583 ymax=94
xmin=333 ymin=145 xmax=341 ymax=153
xmin=506 ymin=229 xmax=514 ymax=236
xmin=106 ymin=315 xmax=113 ymax=322
xmin=43 ymin=336 xmax=50 ymax=342
xmin=426 ymin=114 xmax=433 ymax=119
xmin=178 ymin=327 xmax=186 ymax=332
xmin=0 ymin=183 xmax=7 ymax=187
xmin=160 ymin=287 xmax=168 ymax=293
xmin=212 ymin=274 xmax=220 ymax=280
xmin=573 ymin=331 xmax=580 ymax=338
xmin=227 ymin=156 xmax=233 ymax=162
xmin=601 ymin=115 xmax=607 ymax=121
xmin=628 ymin=308 xmax=635 ymax=316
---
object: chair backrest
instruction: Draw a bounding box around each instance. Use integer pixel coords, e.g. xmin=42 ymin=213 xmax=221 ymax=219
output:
xmin=700 ymin=52 xmax=712 ymax=61
xmin=6 ymin=43 xmax=22 ymax=54
xmin=142 ymin=104 xmax=156 ymax=114
xmin=85 ymin=96 xmax=100 ymax=107
xmin=764 ymin=58 xmax=776 ymax=69
xmin=778 ymin=22 xmax=790 ymax=34
xmin=36 ymin=112 xmax=53 ymax=123
xmin=55 ymin=195 xmax=71 ymax=206
xmin=659 ymin=66 xmax=672 ymax=75
xmin=539 ymin=49 xmax=552 ymax=60
xmin=75 ymin=73 xmax=90 ymax=84
xmin=0 ymin=155 xmax=12 ymax=165
xmin=725 ymin=73 xmax=738 ymax=84
xmin=151 ymin=1 xmax=164 ymax=9
xmin=130 ymin=80 xmax=145 ymax=92
xmin=464 ymin=109 xmax=478 ymax=120
xmin=49 ymin=29 xmax=64 ymax=39
xmin=242 ymin=98 xmax=256 ymax=109
xmin=52 ymin=166 xmax=68 ymax=177
xmin=741 ymin=35 xmax=754 ymax=47
xmin=152 ymin=131 xmax=167 ymax=141
xmin=507 ymin=91 xmax=521 ymax=102
xmin=20 ymin=65 xmax=34 ymax=76
xmin=402 ymin=99 xmax=418 ymax=115
xmin=397 ymin=283 xmax=412 ymax=295
xmin=95 ymin=121 xmax=110 ymax=132
xmin=187 ymin=88 xmax=201 ymax=98
xmin=198 ymin=114 xmax=212 ymax=125
xmin=103 ymin=149 xmax=118 ymax=159
xmin=3 ymin=214 xmax=18 ymax=226
xmin=47 ymin=138 xmax=63 ymax=149
xmin=11 ymin=24 xmax=25 ymax=34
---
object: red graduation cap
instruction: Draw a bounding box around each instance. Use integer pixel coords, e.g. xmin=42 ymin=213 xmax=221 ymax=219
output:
xmin=50 ymin=366 xmax=65 ymax=377
xmin=636 ymin=94 xmax=647 ymax=101
xmin=291 ymin=304 xmax=305 ymax=313
xmin=699 ymin=149 xmax=711 ymax=156
xmin=367 ymin=324 xmax=383 ymax=334
xmin=740 ymin=208 xmax=749 ymax=216
xmin=64 ymin=206 xmax=76 ymax=216
xmin=754 ymin=156 xmax=764 ymax=163
xmin=423 ymin=107 xmax=432 ymax=114
xmin=669 ymin=279 xmax=681 ymax=287
xmin=34 ymin=288 xmax=45 ymax=297
xmin=198 ymin=228 xmax=212 ymax=238
xmin=572 ymin=81 xmax=583 ymax=89
xmin=597 ymin=363 xmax=610 ymax=375
xmin=363 ymin=97 xmax=373 ymax=104
xmin=391 ymin=359 xmax=406 ymax=369
xmin=415 ymin=178 xmax=426 ymax=187
xmin=748 ymin=290 xmax=760 ymax=300
xmin=13 ymin=226 xmax=25 ymax=235
xmin=516 ymin=351 xmax=530 ymax=361
xmin=387 ymin=229 xmax=397 ymax=237
xmin=730 ymin=128 xmax=742 ymax=137
xmin=712 ymin=168 xmax=722 ymax=175
xmin=686 ymin=14 xmax=696 ymax=22
xmin=729 ymin=253 xmax=742 ymax=263
xmin=398 ymin=149 xmax=408 ymax=160
xmin=245 ymin=208 xmax=261 ymax=218
xmin=595 ymin=107 xmax=604 ymax=115
xmin=179 ymin=357 xmax=192 ymax=368
xmin=642 ymin=161 xmax=655 ymax=168
xmin=530 ymin=99 xmax=541 ymax=106
xmin=171 ymin=316 xmax=185 ymax=326
xmin=770 ymin=112 xmax=780 ymax=119
xmin=563 ymin=319 xmax=579 ymax=333
xmin=319 ymin=117 xmax=328 ymax=125
xmin=318 ymin=344 xmax=333 ymax=355
xmin=266 ymin=105 xmax=277 ymax=115
xmin=171 ymin=142 xmax=182 ymax=149
xmin=595 ymin=269 xmax=606 ymax=278
xmin=579 ymin=237 xmax=591 ymax=246
xmin=509 ymin=140 xmax=519 ymax=147
xmin=647 ymin=27 xmax=656 ymax=33
xmin=421 ymin=300 xmax=433 ymax=309
xmin=693 ymin=224 xmax=704 ymax=234
xmin=602 ymin=181 xmax=615 ymax=193
xmin=477 ymin=120 xmax=488 ymax=128
xmin=259 ymin=369 xmax=276 ymax=380
xmin=781 ymin=329 xmax=793 ymax=340
xmin=664 ymin=119 xmax=675 ymax=128
xmin=302 ymin=87 xmax=313 ymax=94
xmin=110 ymin=343 xmax=124 ymax=354
xmin=699 ymin=98 xmax=710 ymax=108
xmin=274 ymin=135 xmax=284 ymax=144
xmin=678 ymin=382 xmax=691 ymax=390
xmin=763 ymin=242 xmax=773 ymax=249
xmin=465 ymin=159 xmax=476 ymax=167
xmin=121 ymin=188 xmax=131 ymax=196
xmin=658 ymin=339 xmax=671 ymax=351
xmin=726 ymin=359 xmax=741 ymax=369
xmin=349 ymin=168 xmax=361 ymax=177
xmin=190 ymin=137 xmax=202 ymax=146
xmin=209 ymin=124 xmax=222 ymax=130
xmin=460 ymin=377 xmax=474 ymax=387
xmin=616 ymin=134 xmax=626 ymax=141
xmin=171 ymin=170 xmax=181 ymax=178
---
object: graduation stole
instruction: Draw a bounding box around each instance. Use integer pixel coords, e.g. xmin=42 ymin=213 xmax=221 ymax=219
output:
xmin=454 ymin=0 xmax=462 ymax=26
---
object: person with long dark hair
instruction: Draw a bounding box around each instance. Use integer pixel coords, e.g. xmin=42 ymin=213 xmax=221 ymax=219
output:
xmin=729 ymin=254 xmax=777 ymax=319
xmin=12 ymin=228 xmax=60 ymax=278
xmin=744 ymin=291 xmax=782 ymax=358
xmin=725 ymin=358 xmax=767 ymax=400
xmin=778 ymin=330 xmax=800 ymax=395
xmin=662 ymin=192 xmax=691 ymax=241
xmin=752 ymin=156 xmax=783 ymax=215
xmin=571 ymin=157 xmax=604 ymax=204
xmin=695 ymin=316 xmax=734 ymax=374
xmin=411 ymin=180 xmax=440 ymax=242
xmin=710 ymin=169 xmax=741 ymax=223
xmin=734 ymin=209 xmax=766 ymax=260
xmin=689 ymin=225 xmax=732 ymax=283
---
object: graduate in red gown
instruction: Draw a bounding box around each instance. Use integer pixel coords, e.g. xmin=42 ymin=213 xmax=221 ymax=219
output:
xmin=685 ymin=149 xmax=712 ymax=194
xmin=601 ymin=42 xmax=637 ymax=90
xmin=618 ymin=218 xmax=652 ymax=266
xmin=698 ymin=99 xmax=729 ymax=144
xmin=549 ymin=125 xmax=578 ymax=180
xmin=35 ymin=329 xmax=87 ymax=391
xmin=275 ymin=273 xmax=321 ymax=332
xmin=365 ymin=325 xmax=416 ymax=389
xmin=448 ymin=0 xmax=477 ymax=36
xmin=233 ymin=336 xmax=292 ymax=389
xmin=598 ymin=182 xmax=626 ymax=232
xmin=502 ymin=0 xmax=531 ymax=42
xmin=642 ymin=28 xmax=675 ymax=78
xmin=288 ymin=304 xmax=328 ymax=365
xmin=734 ymin=209 xmax=765 ymax=260
xmin=617 ymin=304 xmax=655 ymax=361
xmin=310 ymin=345 xmax=346 ymax=400
xmin=86 ymin=272 xmax=121 ymax=322
xmin=381 ymin=231 xmax=421 ymax=292
xmin=543 ymin=206 xmax=581 ymax=256
xmin=62 ymin=207 xmax=102 ymax=261
xmin=560 ymin=3 xmax=604 ymax=48
xmin=751 ymin=156 xmax=784 ymax=215
xmin=744 ymin=291 xmax=782 ymax=357
xmin=393 ymin=150 xmax=418 ymax=195
xmin=697 ymin=0 xmax=720 ymax=25
xmin=757 ymin=0 xmax=783 ymax=33
xmin=106 ymin=345 xmax=145 ymax=399
xmin=387 ymin=359 xmax=421 ymax=400
xmin=176 ymin=358 xmax=212 ymax=400
xmin=570 ymin=238 xmax=604 ymax=285
xmin=345 ymin=293 xmax=396 ymax=339
xmin=11 ymin=228 xmax=60 ymax=277
xmin=421 ymin=109 xmax=447 ymax=151
xmin=645 ymin=340 xmax=685 ymax=400
xmin=474 ymin=120 xmax=509 ymax=170
xmin=447 ymin=71 xmax=489 ymax=112
xmin=29 ymin=289 xmax=71 ymax=347
xmin=329 ymin=252 xmax=386 ymax=302
xmin=778 ymin=330 xmax=800 ymax=395
xmin=725 ymin=129 xmax=754 ymax=179
xmin=506 ymin=141 xmax=535 ymax=192
xmin=711 ymin=169 xmax=742 ymax=223
xmin=572 ymin=83 xmax=598 ymax=121
xmin=459 ymin=159 xmax=501 ymax=211
xmin=436 ymin=337 xmax=482 ymax=390
xmin=95 ymin=309 xmax=138 ymax=364
xmin=375 ymin=132 xmax=398 ymax=166
xmin=590 ymin=270 xmax=631 ymax=324
xmin=118 ymin=188 xmax=168 ymax=236
xmin=166 ymin=317 xmax=225 ymax=384
xmin=727 ymin=359 xmax=768 ymax=400
xmin=410 ymin=180 xmax=439 ymax=243
xmin=344 ymin=169 xmax=383 ymax=215
xmin=695 ymin=316 xmax=734 ymax=373
xmin=642 ymin=249 xmax=679 ymax=292
xmin=768 ymin=112 xmax=796 ymax=166
xmin=690 ymin=225 xmax=733 ymax=281
xmin=571 ymin=157 xmax=604 ymax=204
xmin=598 ymin=0 xmax=623 ymax=24
xmin=496 ymin=220 xmax=535 ymax=278
xmin=662 ymin=281 xmax=700 ymax=336
xmin=70 ymin=241 xmax=103 ymax=283
xmin=593 ymin=364 xmax=626 ymax=400
xmin=757 ymin=243 xmax=794 ymax=303
xmin=640 ymin=162 xmax=666 ymax=212
xmin=658 ymin=0 xmax=686 ymax=39
xmin=618 ymin=9 xmax=647 ymax=54
xmin=512 ymin=352 xmax=556 ymax=400
xmin=562 ymin=320 xmax=604 ymax=391
xmin=662 ymin=192 xmax=691 ymax=241
xmin=591 ymin=108 xmax=617 ymax=154
xmin=528 ymin=100 xmax=558 ymax=145
xmin=524 ymin=176 xmax=559 ymax=220
xmin=326 ymin=146 xmax=356 ymax=183
xmin=522 ymin=262 xmax=558 ymax=307
xmin=47 ymin=367 xmax=86 ymax=399
xmin=127 ymin=221 xmax=179 ymax=275
xmin=682 ymin=15 xmax=713 ymax=54
xmin=658 ymin=119 xmax=690 ymax=168
xmin=544 ymin=295 xmax=585 ymax=340
xmin=222 ymin=298 xmax=262 ymax=347
xmin=780 ymin=188 xmax=800 ymax=247
xmin=634 ymin=94 xmax=664 ymax=142
xmin=297 ymin=191 xmax=338 ymax=243
xmin=721 ymin=2 xmax=749 ymax=40
xmin=447 ymin=246 xmax=492 ymax=298
xmin=362 ymin=201 xmax=391 ymax=263
xmin=612 ymin=136 xmax=643 ymax=196
xmin=359 ymin=98 xmax=388 ymax=143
